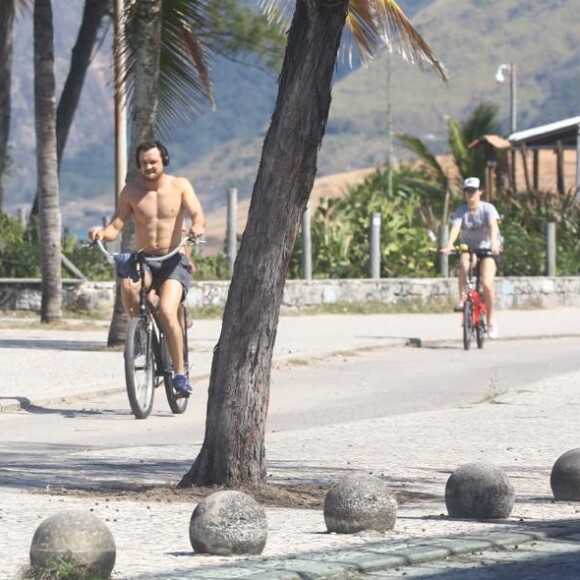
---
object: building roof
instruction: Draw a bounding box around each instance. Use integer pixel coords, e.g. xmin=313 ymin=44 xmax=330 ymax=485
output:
xmin=468 ymin=134 xmax=511 ymax=150
xmin=509 ymin=116 xmax=580 ymax=147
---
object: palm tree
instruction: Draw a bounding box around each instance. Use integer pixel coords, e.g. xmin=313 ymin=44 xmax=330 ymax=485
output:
xmin=29 ymin=0 xmax=111 ymax=220
xmin=106 ymin=0 xmax=165 ymax=346
xmin=106 ymin=0 xmax=285 ymax=345
xmin=34 ymin=0 xmax=62 ymax=322
xmin=0 ymin=0 xmax=31 ymax=213
xmin=179 ymin=0 xmax=446 ymax=488
xmin=396 ymin=103 xmax=500 ymax=226
xmin=106 ymin=0 xmax=216 ymax=346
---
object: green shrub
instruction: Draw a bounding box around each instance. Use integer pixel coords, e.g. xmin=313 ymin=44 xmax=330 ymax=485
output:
xmin=289 ymin=165 xmax=438 ymax=278
xmin=0 ymin=213 xmax=40 ymax=277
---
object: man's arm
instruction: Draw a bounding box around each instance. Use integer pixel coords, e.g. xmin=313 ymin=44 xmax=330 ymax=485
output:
xmin=181 ymin=178 xmax=206 ymax=238
xmin=88 ymin=188 xmax=132 ymax=242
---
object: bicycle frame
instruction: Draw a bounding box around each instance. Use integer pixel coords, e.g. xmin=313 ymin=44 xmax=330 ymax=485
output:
xmin=454 ymin=246 xmax=493 ymax=350
xmin=91 ymin=237 xmax=199 ymax=417
xmin=464 ymin=251 xmax=487 ymax=326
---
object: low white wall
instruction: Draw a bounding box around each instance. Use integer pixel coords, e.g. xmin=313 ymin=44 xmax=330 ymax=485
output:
xmin=1 ymin=277 xmax=579 ymax=312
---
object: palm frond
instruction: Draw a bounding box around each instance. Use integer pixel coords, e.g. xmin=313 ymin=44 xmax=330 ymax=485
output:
xmin=395 ymin=132 xmax=447 ymax=184
xmin=119 ymin=0 xmax=215 ymax=135
xmin=372 ymin=0 xmax=447 ymax=81
xmin=260 ymin=0 xmax=447 ymax=81
xmin=447 ymin=119 xmax=471 ymax=178
xmin=0 ymin=0 xmax=31 ymax=24
xmin=461 ymin=102 xmax=500 ymax=143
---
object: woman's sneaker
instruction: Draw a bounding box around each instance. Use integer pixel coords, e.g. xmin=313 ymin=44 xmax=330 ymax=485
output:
xmin=488 ymin=324 xmax=498 ymax=339
xmin=173 ymin=374 xmax=193 ymax=397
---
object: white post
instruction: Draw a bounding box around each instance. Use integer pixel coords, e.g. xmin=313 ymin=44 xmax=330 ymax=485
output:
xmin=439 ymin=224 xmax=449 ymax=277
xmin=301 ymin=205 xmax=312 ymax=280
xmin=546 ymin=221 xmax=556 ymax=277
xmin=370 ymin=213 xmax=381 ymax=279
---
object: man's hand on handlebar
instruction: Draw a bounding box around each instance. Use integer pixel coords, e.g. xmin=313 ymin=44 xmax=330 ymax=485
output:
xmin=89 ymin=227 xmax=109 ymax=243
xmin=188 ymin=224 xmax=205 ymax=240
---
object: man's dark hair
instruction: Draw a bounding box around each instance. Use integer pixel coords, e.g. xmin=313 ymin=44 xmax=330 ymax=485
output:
xmin=135 ymin=140 xmax=170 ymax=168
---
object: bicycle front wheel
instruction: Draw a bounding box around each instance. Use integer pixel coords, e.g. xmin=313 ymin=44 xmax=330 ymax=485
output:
xmin=163 ymin=306 xmax=189 ymax=414
xmin=463 ymin=301 xmax=473 ymax=351
xmin=125 ymin=317 xmax=155 ymax=419
xmin=476 ymin=310 xmax=486 ymax=349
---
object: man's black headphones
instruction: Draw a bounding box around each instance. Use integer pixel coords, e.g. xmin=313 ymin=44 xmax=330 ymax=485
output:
xmin=135 ymin=140 xmax=170 ymax=168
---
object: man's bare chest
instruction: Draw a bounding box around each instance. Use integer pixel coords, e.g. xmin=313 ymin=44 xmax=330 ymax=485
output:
xmin=132 ymin=189 xmax=182 ymax=221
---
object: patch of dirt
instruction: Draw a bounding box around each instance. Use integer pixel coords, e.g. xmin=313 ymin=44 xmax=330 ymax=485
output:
xmin=37 ymin=482 xmax=438 ymax=510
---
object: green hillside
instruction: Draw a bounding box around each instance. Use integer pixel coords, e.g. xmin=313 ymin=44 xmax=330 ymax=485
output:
xmin=4 ymin=0 xmax=580 ymax=237
xmin=178 ymin=0 xmax=580 ymax=213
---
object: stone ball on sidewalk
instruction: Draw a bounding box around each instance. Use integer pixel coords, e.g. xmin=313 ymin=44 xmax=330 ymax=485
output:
xmin=445 ymin=462 xmax=514 ymax=519
xmin=551 ymin=448 xmax=580 ymax=500
xmin=189 ymin=490 xmax=267 ymax=555
xmin=30 ymin=510 xmax=116 ymax=576
xmin=323 ymin=474 xmax=397 ymax=534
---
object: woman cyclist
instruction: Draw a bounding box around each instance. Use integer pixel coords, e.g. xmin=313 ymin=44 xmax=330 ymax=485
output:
xmin=441 ymin=177 xmax=501 ymax=339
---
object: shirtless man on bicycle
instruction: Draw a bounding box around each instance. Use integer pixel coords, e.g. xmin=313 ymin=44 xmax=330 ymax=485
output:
xmin=441 ymin=177 xmax=501 ymax=338
xmin=88 ymin=140 xmax=205 ymax=395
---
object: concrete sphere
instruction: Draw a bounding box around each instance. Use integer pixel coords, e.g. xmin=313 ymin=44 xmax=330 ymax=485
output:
xmin=551 ymin=448 xmax=580 ymax=500
xmin=189 ymin=490 xmax=267 ymax=555
xmin=30 ymin=510 xmax=116 ymax=576
xmin=445 ymin=462 xmax=514 ymax=519
xmin=323 ymin=474 xmax=397 ymax=534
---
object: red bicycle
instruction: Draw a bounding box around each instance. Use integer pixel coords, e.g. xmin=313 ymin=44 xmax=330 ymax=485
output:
xmin=454 ymin=245 xmax=494 ymax=350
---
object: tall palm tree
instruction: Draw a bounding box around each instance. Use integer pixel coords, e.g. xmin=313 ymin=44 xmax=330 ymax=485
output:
xmin=0 ymin=0 xmax=31 ymax=213
xmin=179 ymin=0 xmax=447 ymax=488
xmin=396 ymin=103 xmax=500 ymax=225
xmin=34 ymin=0 xmax=62 ymax=322
xmin=106 ymin=0 xmax=165 ymax=346
xmin=29 ymin=0 xmax=111 ymax=220
xmin=106 ymin=0 xmax=217 ymax=345
xmin=106 ymin=0 xmax=286 ymax=345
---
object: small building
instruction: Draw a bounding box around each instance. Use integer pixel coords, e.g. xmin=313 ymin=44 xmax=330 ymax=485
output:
xmin=508 ymin=115 xmax=580 ymax=195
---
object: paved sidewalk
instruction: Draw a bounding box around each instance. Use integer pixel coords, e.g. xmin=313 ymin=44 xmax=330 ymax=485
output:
xmin=1 ymin=307 xmax=580 ymax=579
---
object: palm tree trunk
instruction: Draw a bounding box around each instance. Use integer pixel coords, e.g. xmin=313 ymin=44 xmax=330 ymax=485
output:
xmin=107 ymin=0 xmax=161 ymax=346
xmin=180 ymin=0 xmax=348 ymax=487
xmin=30 ymin=0 xmax=110 ymax=219
xmin=34 ymin=0 xmax=62 ymax=323
xmin=0 ymin=6 xmax=15 ymax=213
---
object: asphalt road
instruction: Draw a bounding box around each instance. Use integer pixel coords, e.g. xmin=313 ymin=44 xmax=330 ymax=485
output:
xmin=1 ymin=336 xmax=579 ymax=479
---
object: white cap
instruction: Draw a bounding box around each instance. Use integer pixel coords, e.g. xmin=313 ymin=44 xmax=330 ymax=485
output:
xmin=463 ymin=177 xmax=480 ymax=189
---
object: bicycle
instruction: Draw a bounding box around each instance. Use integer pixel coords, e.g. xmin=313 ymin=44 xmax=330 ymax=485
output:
xmin=92 ymin=236 xmax=199 ymax=419
xmin=452 ymin=244 xmax=494 ymax=351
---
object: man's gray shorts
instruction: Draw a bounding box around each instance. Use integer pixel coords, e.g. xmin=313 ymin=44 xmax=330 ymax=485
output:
xmin=145 ymin=254 xmax=192 ymax=296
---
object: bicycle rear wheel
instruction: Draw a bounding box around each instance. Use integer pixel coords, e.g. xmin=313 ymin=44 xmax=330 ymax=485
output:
xmin=476 ymin=310 xmax=486 ymax=349
xmin=463 ymin=301 xmax=473 ymax=351
xmin=125 ymin=317 xmax=155 ymax=419
xmin=163 ymin=306 xmax=189 ymax=414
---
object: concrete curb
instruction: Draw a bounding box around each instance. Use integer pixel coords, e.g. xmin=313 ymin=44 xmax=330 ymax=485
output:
xmin=133 ymin=521 xmax=580 ymax=579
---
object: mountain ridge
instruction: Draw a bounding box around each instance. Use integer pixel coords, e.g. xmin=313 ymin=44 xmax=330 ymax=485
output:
xmin=5 ymin=0 xmax=579 ymax=240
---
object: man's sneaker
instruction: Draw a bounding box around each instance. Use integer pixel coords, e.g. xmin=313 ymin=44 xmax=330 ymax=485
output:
xmin=173 ymin=374 xmax=193 ymax=397
xmin=488 ymin=324 xmax=498 ymax=339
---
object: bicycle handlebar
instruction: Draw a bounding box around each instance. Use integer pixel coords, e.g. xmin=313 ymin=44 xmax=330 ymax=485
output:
xmin=89 ymin=236 xmax=204 ymax=265
xmin=450 ymin=245 xmax=496 ymax=257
